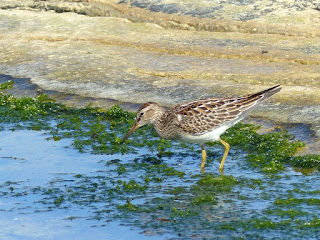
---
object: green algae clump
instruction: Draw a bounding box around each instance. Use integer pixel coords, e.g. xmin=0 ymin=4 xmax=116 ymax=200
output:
xmin=222 ymin=123 xmax=314 ymax=172
xmin=288 ymin=154 xmax=320 ymax=169
xmin=195 ymin=174 xmax=237 ymax=191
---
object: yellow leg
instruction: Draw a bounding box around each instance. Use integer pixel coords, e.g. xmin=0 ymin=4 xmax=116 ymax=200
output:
xmin=200 ymin=144 xmax=207 ymax=170
xmin=219 ymin=138 xmax=230 ymax=172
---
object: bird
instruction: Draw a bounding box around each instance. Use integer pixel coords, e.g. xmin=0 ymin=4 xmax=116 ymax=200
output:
xmin=121 ymin=85 xmax=281 ymax=172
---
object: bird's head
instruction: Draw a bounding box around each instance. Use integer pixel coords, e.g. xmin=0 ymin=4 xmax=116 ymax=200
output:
xmin=121 ymin=102 xmax=163 ymax=144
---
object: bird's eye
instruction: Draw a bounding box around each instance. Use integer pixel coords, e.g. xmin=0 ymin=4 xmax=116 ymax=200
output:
xmin=136 ymin=112 xmax=144 ymax=120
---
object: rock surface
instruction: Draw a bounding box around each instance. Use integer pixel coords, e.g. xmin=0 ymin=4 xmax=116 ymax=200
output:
xmin=0 ymin=0 xmax=319 ymax=152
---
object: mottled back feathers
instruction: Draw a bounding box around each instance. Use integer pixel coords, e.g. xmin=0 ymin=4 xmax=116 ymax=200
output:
xmin=168 ymin=85 xmax=281 ymax=135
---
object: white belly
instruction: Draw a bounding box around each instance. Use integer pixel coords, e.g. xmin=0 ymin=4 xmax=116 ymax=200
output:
xmin=178 ymin=122 xmax=233 ymax=144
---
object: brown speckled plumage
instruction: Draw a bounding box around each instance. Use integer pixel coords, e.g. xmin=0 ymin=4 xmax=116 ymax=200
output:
xmin=122 ymin=85 xmax=281 ymax=171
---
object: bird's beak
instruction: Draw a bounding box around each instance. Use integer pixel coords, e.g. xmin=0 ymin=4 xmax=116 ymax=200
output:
xmin=121 ymin=122 xmax=140 ymax=144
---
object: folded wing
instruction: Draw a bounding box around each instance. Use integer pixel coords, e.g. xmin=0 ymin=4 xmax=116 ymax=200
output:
xmin=171 ymin=85 xmax=281 ymax=135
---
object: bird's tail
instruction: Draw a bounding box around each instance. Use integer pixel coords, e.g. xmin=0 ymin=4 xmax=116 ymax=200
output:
xmin=248 ymin=84 xmax=281 ymax=101
xmin=232 ymin=85 xmax=281 ymax=118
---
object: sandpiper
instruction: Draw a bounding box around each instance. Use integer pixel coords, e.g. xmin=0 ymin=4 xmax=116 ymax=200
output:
xmin=122 ymin=85 xmax=281 ymax=171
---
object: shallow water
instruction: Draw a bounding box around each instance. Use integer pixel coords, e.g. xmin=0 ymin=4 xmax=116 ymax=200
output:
xmin=0 ymin=130 xmax=175 ymax=240
xmin=1 ymin=124 xmax=320 ymax=239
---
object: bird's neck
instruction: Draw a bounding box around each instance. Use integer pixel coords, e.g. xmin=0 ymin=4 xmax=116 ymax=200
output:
xmin=152 ymin=107 xmax=178 ymax=140
xmin=150 ymin=106 xmax=167 ymax=126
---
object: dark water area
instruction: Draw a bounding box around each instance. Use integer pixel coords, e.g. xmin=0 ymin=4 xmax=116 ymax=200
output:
xmin=0 ymin=74 xmax=37 ymax=96
xmin=0 ymin=74 xmax=139 ymax=111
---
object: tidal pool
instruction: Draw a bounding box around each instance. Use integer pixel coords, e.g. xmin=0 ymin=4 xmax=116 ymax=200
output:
xmin=1 ymin=80 xmax=320 ymax=239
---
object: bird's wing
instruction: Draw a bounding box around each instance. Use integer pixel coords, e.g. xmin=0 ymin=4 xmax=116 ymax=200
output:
xmin=171 ymin=85 xmax=281 ymax=135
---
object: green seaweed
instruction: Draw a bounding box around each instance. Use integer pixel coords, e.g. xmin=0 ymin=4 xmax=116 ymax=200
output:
xmin=54 ymin=195 xmax=64 ymax=207
xmin=117 ymin=201 xmax=148 ymax=212
xmin=223 ymin=123 xmax=308 ymax=172
xmin=194 ymin=174 xmax=238 ymax=192
xmin=298 ymin=217 xmax=320 ymax=228
xmin=265 ymin=208 xmax=308 ymax=218
xmin=0 ymin=80 xmax=14 ymax=90
xmin=120 ymin=179 xmax=147 ymax=192
xmin=289 ymin=154 xmax=320 ymax=169
xmin=274 ymin=197 xmax=320 ymax=207
xmin=191 ymin=194 xmax=217 ymax=205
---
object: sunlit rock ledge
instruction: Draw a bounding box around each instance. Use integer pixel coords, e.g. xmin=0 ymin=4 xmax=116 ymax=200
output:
xmin=0 ymin=0 xmax=319 ymax=152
